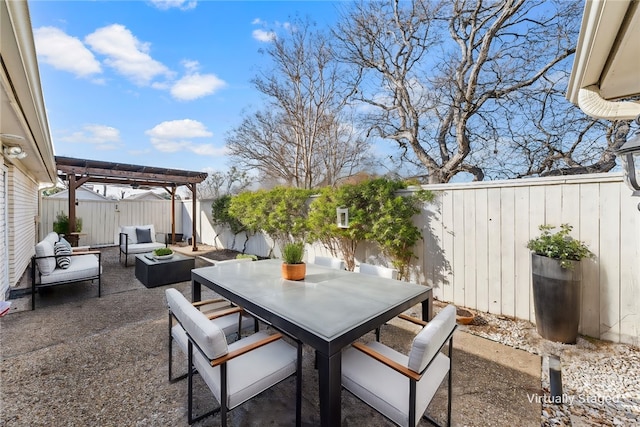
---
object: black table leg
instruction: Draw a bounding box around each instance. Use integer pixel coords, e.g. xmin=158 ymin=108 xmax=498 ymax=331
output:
xmin=317 ymin=351 xmax=341 ymax=426
xmin=422 ymin=289 xmax=433 ymax=321
xmin=191 ymin=279 xmax=201 ymax=302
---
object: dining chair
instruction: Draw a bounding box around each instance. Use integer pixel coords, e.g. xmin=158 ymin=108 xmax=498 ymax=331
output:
xmin=341 ymin=305 xmax=457 ymax=427
xmin=313 ymin=256 xmax=346 ymax=270
xmin=165 ymin=288 xmax=302 ymax=426
xmin=358 ymin=262 xmax=400 ymax=340
xmin=359 ymin=262 xmax=399 ymax=280
xmin=167 ymin=290 xmax=257 ymax=382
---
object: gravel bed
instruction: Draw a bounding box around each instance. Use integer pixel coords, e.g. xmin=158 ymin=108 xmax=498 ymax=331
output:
xmin=452 ymin=308 xmax=640 ymax=426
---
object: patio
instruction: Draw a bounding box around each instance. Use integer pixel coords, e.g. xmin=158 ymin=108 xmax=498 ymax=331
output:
xmin=1 ymin=247 xmax=544 ymax=426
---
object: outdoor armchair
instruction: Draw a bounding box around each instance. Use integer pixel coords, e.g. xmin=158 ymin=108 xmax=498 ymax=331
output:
xmin=165 ymin=288 xmax=302 ymax=426
xmin=341 ymin=305 xmax=457 ymax=427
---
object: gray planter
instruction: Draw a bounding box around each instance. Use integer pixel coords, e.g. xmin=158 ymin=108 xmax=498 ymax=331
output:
xmin=531 ymin=253 xmax=581 ymax=344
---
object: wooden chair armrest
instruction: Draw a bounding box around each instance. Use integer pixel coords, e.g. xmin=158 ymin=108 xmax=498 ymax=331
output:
xmin=69 ymin=250 xmax=101 ymax=256
xmin=397 ymin=313 xmax=428 ymax=326
xmin=351 ymin=342 xmax=422 ymax=381
xmin=211 ymin=333 xmax=283 ymax=367
xmin=205 ymin=306 xmax=243 ymax=320
xmin=192 ymin=298 xmax=227 ymax=308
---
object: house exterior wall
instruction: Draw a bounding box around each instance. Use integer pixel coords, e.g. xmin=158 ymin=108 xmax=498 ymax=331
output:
xmin=4 ymin=163 xmax=39 ymax=295
xmin=1 ymin=164 xmax=7 ymax=298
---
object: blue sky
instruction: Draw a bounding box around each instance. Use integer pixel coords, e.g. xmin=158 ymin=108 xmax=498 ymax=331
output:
xmin=29 ymin=0 xmax=341 ymax=176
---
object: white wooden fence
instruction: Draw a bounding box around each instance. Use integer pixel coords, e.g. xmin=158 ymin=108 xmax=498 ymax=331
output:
xmin=40 ymin=173 xmax=640 ymax=346
xmin=40 ymin=198 xmax=182 ymax=246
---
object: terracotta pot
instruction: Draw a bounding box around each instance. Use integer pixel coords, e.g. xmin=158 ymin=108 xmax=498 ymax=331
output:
xmin=282 ymin=263 xmax=306 ymax=281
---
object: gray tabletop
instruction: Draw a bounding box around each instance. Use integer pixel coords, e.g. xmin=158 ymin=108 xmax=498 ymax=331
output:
xmin=192 ymin=259 xmax=430 ymax=341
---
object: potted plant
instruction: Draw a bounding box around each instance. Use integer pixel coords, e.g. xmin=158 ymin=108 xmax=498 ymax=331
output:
xmin=53 ymin=212 xmax=82 ymax=235
xmin=527 ymin=224 xmax=594 ymax=343
xmin=281 ymin=241 xmax=306 ymax=281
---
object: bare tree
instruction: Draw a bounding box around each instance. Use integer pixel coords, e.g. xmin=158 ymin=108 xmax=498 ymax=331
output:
xmin=334 ymin=0 xmax=598 ymax=183
xmin=226 ymin=17 xmax=370 ymax=189
xmin=195 ymin=167 xmax=252 ymax=200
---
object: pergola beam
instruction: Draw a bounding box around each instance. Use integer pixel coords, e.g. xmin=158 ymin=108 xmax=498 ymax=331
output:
xmin=55 ymin=156 xmax=207 ymax=250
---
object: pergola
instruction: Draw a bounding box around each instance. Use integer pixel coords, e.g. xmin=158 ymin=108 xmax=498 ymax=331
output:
xmin=55 ymin=156 xmax=208 ymax=251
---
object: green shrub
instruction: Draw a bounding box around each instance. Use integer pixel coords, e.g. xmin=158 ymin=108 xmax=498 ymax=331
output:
xmin=527 ymin=224 xmax=593 ymax=269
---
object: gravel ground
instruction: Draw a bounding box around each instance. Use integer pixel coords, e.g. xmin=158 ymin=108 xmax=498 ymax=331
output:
xmin=451 ymin=305 xmax=640 ymax=426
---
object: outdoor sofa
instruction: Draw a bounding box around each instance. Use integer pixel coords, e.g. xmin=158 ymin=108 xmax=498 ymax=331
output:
xmin=31 ymin=231 xmax=101 ymax=310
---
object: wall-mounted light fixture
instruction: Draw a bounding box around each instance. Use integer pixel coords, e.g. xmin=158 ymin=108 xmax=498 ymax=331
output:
xmin=615 ymin=115 xmax=640 ymax=198
xmin=337 ymin=207 xmax=349 ymax=228
xmin=1 ymin=134 xmax=27 ymax=160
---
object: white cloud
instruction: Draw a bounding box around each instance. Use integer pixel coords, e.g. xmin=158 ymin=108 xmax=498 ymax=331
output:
xmin=146 ymin=119 xmax=212 ymax=139
xmin=145 ymin=119 xmax=225 ymax=156
xmin=149 ymin=0 xmax=197 ymax=11
xmin=252 ymin=29 xmax=276 ymax=43
xmin=34 ymin=27 xmax=102 ymax=78
xmin=58 ymin=124 xmax=121 ymax=150
xmin=171 ymin=73 xmax=227 ymax=101
xmin=85 ymin=24 xmax=173 ymax=86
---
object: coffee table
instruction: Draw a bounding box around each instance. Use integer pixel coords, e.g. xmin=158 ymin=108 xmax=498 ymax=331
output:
xmin=135 ymin=252 xmax=195 ymax=288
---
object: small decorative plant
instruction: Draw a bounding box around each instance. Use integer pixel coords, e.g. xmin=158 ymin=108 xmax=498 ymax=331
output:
xmin=282 ymin=241 xmax=305 ymax=264
xmin=153 ymin=247 xmax=174 ymax=256
xmin=236 ymin=254 xmax=258 ymax=261
xmin=527 ymin=224 xmax=593 ymax=269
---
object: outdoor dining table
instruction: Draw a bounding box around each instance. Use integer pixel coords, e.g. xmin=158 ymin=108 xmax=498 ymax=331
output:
xmin=191 ymin=258 xmax=433 ymax=426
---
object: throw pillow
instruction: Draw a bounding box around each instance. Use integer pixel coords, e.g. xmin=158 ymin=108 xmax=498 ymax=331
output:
xmin=59 ymin=236 xmax=72 ymax=251
xmin=136 ymin=227 xmax=153 ymax=243
xmin=54 ymin=241 xmax=72 ymax=269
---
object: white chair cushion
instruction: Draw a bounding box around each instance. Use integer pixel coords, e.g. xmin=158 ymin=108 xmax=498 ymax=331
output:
xmin=37 ymin=254 xmax=100 ymax=284
xmin=359 ymin=263 xmax=398 ymax=280
xmin=121 ymin=226 xmax=138 ymax=245
xmin=342 ymin=341 xmax=450 ymax=427
xmin=165 ymin=288 xmax=228 ymax=360
xmin=124 ymin=242 xmax=165 ymax=254
xmin=407 ymin=305 xmax=456 ymax=373
xmin=34 ymin=240 xmax=56 ymax=276
xmin=172 ymin=313 xmax=255 ymax=353
xmin=194 ymin=331 xmax=297 ymax=410
xmin=313 ymin=256 xmax=345 ymax=270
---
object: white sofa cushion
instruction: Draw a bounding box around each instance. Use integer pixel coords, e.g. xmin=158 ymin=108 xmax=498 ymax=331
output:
xmin=34 ymin=240 xmax=56 ymax=276
xmin=37 ymin=254 xmax=100 ymax=285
